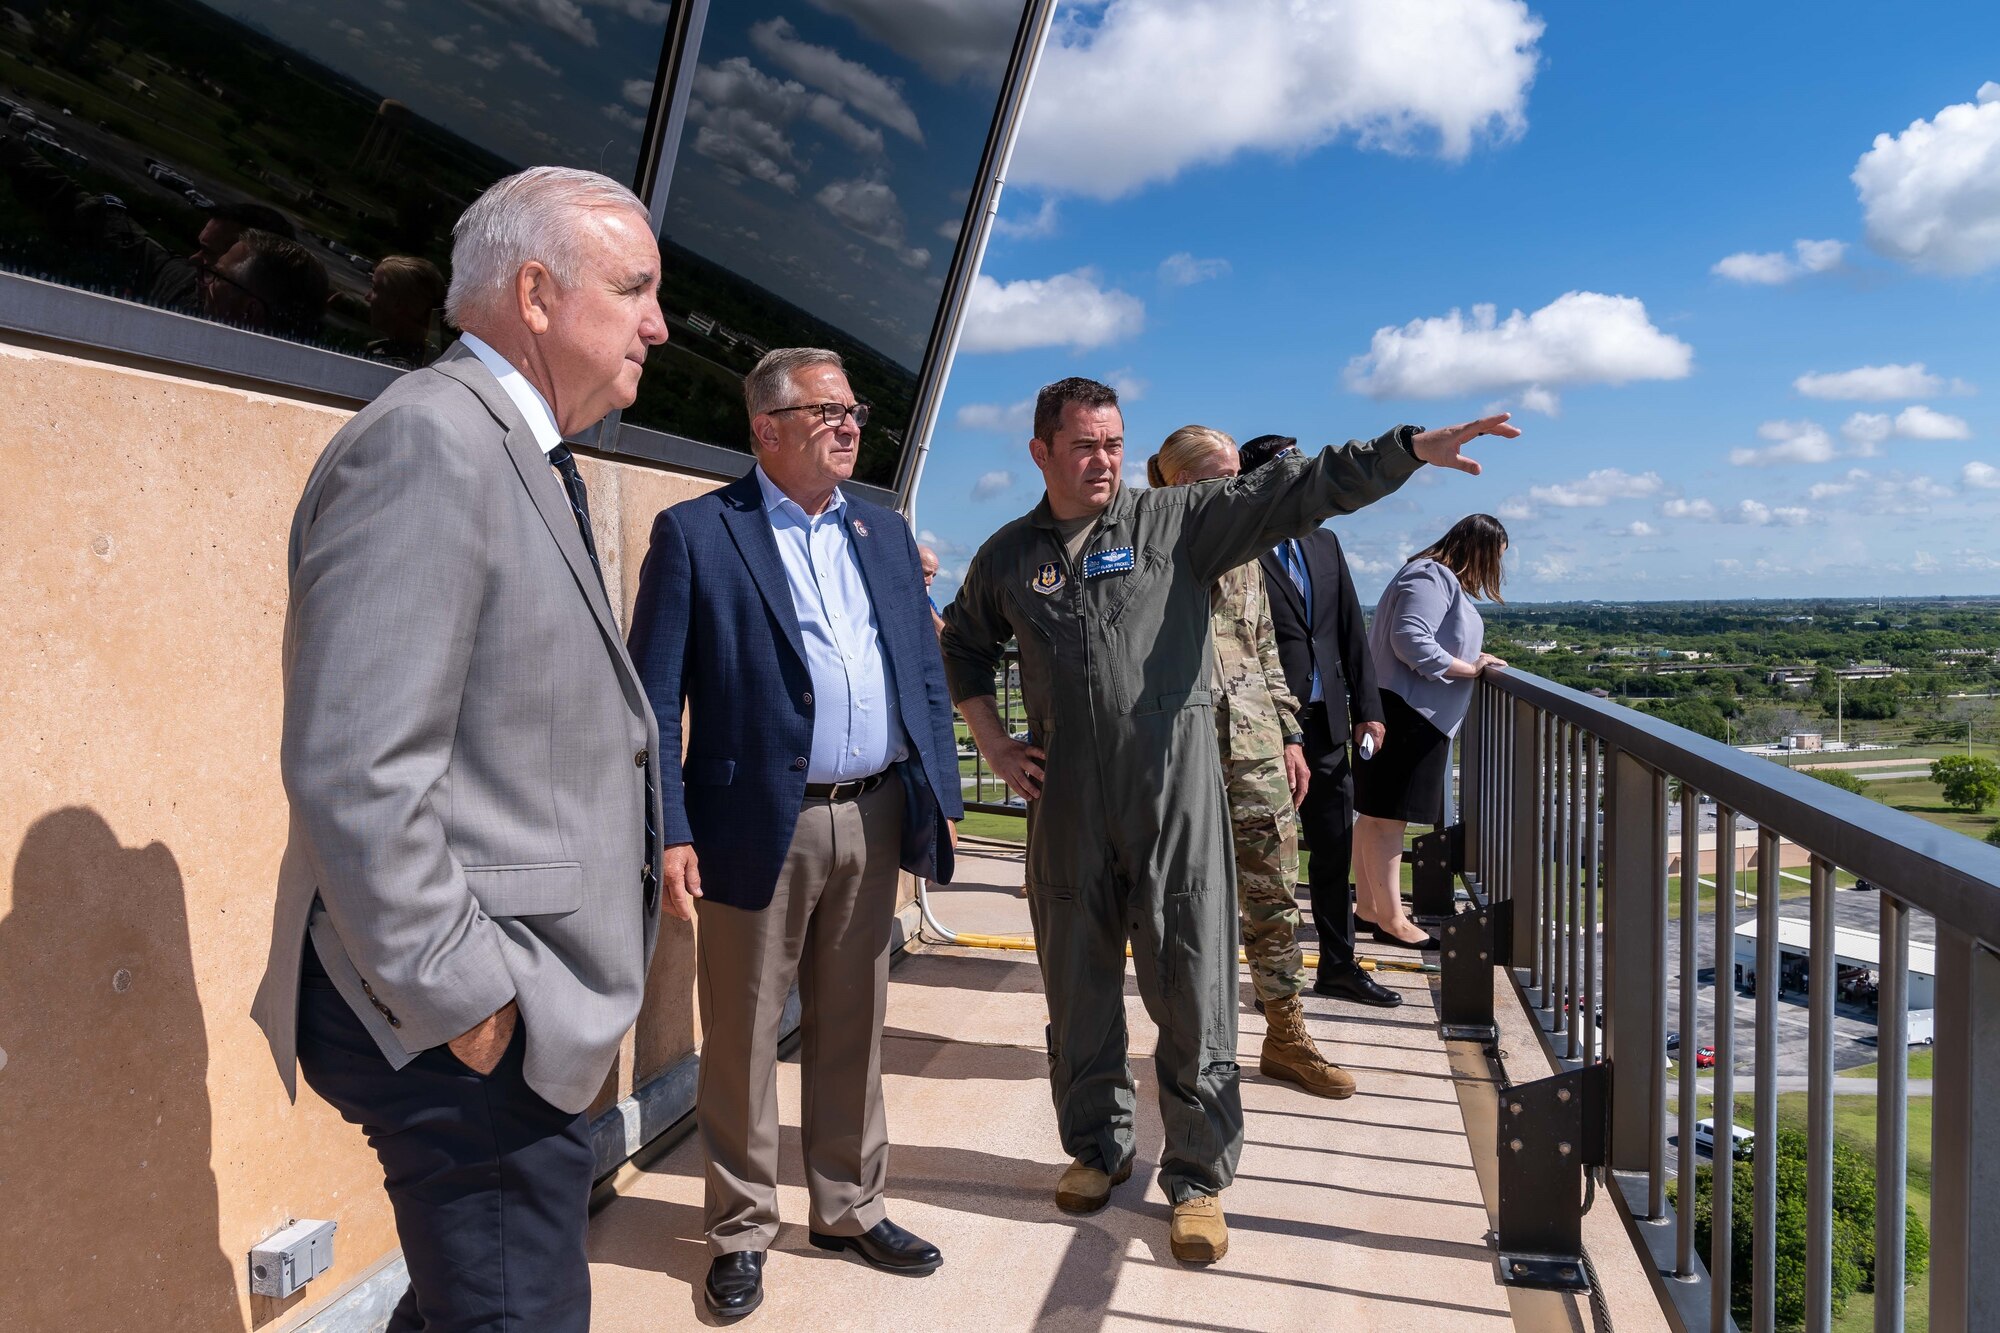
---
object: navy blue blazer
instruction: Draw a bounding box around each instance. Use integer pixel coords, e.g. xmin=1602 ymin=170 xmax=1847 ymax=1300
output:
xmin=627 ymin=471 xmax=963 ymax=911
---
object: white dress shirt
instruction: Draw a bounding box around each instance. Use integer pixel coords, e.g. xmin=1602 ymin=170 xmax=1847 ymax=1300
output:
xmin=754 ymin=466 xmax=910 ymax=783
xmin=461 ymin=332 xmax=561 ymax=455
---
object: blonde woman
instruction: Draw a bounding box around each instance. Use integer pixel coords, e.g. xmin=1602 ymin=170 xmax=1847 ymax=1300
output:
xmin=1148 ymin=426 xmax=1354 ymax=1100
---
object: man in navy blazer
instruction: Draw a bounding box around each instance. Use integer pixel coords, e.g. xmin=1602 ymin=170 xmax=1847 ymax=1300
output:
xmin=628 ymin=347 xmax=962 ymax=1320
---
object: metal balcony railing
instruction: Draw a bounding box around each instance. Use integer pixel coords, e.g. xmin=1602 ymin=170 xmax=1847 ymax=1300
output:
xmin=958 ymin=648 xmax=1031 ymax=818
xmin=1458 ymin=668 xmax=2000 ymax=1333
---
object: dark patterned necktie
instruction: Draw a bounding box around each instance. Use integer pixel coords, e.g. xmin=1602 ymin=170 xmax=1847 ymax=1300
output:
xmin=547 ymin=444 xmax=602 ymax=585
xmin=549 ymin=443 xmax=659 ymax=908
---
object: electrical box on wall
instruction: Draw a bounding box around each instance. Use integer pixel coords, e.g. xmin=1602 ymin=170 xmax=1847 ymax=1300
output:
xmin=249 ymin=1218 xmax=336 ymax=1299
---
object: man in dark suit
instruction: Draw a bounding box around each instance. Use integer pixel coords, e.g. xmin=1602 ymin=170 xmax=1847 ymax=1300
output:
xmin=1240 ymin=435 xmax=1400 ymax=1007
xmin=628 ymin=347 xmax=963 ymax=1320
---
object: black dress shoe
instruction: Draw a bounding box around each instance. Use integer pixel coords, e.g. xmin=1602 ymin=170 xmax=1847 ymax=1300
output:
xmin=1313 ymin=964 xmax=1404 ymax=1007
xmin=809 ymin=1218 xmax=943 ymax=1275
xmin=1368 ymin=926 xmax=1440 ymax=951
xmin=704 ymin=1251 xmax=764 ymax=1320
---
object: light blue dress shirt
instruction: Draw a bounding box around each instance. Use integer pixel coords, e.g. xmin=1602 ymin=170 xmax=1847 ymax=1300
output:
xmin=754 ymin=466 xmax=910 ymax=783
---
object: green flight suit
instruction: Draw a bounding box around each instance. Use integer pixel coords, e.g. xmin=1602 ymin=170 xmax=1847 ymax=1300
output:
xmin=940 ymin=428 xmax=1423 ymax=1202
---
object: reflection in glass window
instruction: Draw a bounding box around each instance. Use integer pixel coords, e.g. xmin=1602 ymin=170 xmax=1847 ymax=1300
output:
xmin=0 ymin=0 xmax=669 ymax=365
xmin=624 ymin=1 xmax=1028 ymax=487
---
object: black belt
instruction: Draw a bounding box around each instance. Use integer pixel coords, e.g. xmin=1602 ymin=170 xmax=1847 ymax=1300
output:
xmin=804 ymin=770 xmax=889 ymax=800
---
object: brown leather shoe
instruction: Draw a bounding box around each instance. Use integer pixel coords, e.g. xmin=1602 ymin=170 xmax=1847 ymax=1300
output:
xmin=1169 ymin=1193 xmax=1229 ymax=1263
xmin=1258 ymin=995 xmax=1357 ymax=1099
xmin=1055 ymin=1156 xmax=1133 ymax=1214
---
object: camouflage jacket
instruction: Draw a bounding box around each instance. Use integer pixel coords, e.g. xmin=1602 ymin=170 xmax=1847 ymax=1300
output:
xmin=1210 ymin=561 xmax=1302 ymax=763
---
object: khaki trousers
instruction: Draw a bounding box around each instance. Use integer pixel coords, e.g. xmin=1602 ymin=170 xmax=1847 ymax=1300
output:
xmin=694 ymin=773 xmax=904 ymax=1254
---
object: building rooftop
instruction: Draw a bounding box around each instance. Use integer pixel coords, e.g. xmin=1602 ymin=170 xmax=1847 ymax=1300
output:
xmin=1733 ymin=915 xmax=1937 ymax=978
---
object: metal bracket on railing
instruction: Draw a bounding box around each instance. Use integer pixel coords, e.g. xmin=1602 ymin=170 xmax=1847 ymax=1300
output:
xmin=1496 ymin=1062 xmax=1608 ymax=1292
xmin=1438 ymin=898 xmax=1509 ymax=1042
xmin=1410 ymin=823 xmax=1465 ymax=923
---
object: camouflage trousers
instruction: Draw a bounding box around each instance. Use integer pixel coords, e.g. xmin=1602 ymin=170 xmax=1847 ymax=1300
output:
xmin=1223 ymin=754 xmax=1306 ymax=1002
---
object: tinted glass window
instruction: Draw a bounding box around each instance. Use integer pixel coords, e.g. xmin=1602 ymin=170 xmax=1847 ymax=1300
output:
xmin=623 ymin=1 xmax=1026 ymax=486
xmin=0 ymin=0 xmax=668 ymax=367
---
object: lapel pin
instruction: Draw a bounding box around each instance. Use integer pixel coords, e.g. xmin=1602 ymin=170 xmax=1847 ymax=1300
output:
xmin=852 ymin=518 xmax=871 ymax=537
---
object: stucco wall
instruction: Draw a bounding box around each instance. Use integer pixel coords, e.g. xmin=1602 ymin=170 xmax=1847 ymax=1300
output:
xmin=0 ymin=341 xmax=886 ymax=1330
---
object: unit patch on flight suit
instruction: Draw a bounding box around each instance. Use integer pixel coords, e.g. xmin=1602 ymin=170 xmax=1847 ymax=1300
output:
xmin=1082 ymin=546 xmax=1135 ymax=579
xmin=1031 ymin=561 xmax=1066 ymax=595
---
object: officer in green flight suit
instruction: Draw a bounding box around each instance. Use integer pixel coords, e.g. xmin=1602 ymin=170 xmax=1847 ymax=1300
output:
xmin=939 ymin=376 xmax=1518 ymax=1264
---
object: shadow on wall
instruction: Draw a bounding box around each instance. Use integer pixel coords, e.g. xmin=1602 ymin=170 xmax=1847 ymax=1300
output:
xmin=0 ymin=808 xmax=240 ymax=1331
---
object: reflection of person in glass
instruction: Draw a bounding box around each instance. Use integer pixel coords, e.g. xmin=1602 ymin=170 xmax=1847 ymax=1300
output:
xmin=0 ymin=130 xmax=327 ymax=336
xmin=364 ymin=256 xmax=447 ymax=368
xmin=191 ymin=200 xmax=297 ymax=267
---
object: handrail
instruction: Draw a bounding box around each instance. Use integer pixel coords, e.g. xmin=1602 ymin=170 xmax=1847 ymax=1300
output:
xmin=1482 ymin=668 xmax=2000 ymax=950
xmin=1459 ymin=667 xmax=2000 ymax=1333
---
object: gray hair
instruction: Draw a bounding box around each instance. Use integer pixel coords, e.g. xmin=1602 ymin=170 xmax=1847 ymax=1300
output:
xmin=744 ymin=347 xmax=845 ymax=418
xmin=444 ymin=166 xmax=650 ymax=327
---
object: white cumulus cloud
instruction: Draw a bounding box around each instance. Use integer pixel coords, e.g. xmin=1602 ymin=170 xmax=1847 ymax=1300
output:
xmin=1526 ymin=468 xmax=1664 ymax=508
xmin=1725 ymin=500 xmax=1812 ymax=527
xmin=1159 ymin=252 xmax=1231 ymax=286
xmin=1842 ymin=406 xmax=1972 ymax=448
xmin=971 ymin=470 xmax=1015 ymax=501
xmin=959 ymin=270 xmax=1145 ymax=353
xmin=1853 ymin=83 xmax=2000 ymax=274
xmin=1730 ymin=420 xmax=1840 ymax=467
xmin=1662 ymin=498 xmax=1718 ymax=520
xmin=1623 ymin=520 xmax=1658 ymax=538
xmin=1794 ymin=362 xmax=1960 ymax=400
xmin=1711 ymin=238 xmax=1846 ymax=285
xmin=1343 ymin=292 xmax=1692 ymax=406
xmin=1894 ymin=404 xmax=1972 ymax=440
xmin=1963 ymin=461 xmax=2000 ymax=490
xmin=1011 ymin=0 xmax=1543 ymax=200
xmin=955 ymin=397 xmax=1034 ymax=433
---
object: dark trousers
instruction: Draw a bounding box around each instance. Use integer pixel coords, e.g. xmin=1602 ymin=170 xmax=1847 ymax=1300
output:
xmin=1298 ymin=703 xmax=1357 ymax=976
xmin=296 ymin=941 xmax=592 ymax=1333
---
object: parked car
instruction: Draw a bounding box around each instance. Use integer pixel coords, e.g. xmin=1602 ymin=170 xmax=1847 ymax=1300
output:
xmin=1694 ymin=1118 xmax=1754 ymax=1160
xmin=1693 ymin=1045 xmax=1717 ymax=1068
xmin=183 ymin=188 xmax=214 ymax=209
xmin=1665 ymin=1031 xmax=1681 ymax=1052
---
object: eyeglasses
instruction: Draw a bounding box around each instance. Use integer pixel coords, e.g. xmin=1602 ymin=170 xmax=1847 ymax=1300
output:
xmin=769 ymin=401 xmax=870 ymax=428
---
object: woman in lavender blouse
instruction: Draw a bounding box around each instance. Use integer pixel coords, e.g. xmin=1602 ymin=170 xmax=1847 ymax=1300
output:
xmin=1351 ymin=515 xmax=1510 ymax=949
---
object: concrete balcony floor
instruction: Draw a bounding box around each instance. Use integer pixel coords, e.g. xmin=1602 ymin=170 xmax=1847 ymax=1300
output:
xmin=586 ymin=849 xmax=1648 ymax=1331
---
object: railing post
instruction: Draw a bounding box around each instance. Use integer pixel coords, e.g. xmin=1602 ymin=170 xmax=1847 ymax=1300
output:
xmin=1508 ymin=697 xmax=1541 ymax=973
xmin=1928 ymin=926 xmax=2000 ymax=1333
xmin=1601 ymin=747 xmax=1666 ymax=1199
xmin=1874 ymin=892 xmax=1909 ymax=1333
xmin=1463 ymin=681 xmax=1485 ymax=885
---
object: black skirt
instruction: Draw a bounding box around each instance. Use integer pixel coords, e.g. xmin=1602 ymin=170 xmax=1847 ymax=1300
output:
xmin=1353 ymin=688 xmax=1453 ymax=825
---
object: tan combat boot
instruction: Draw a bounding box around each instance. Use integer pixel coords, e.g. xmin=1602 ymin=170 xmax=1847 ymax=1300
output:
xmin=1169 ymin=1193 xmax=1229 ymax=1263
xmin=1259 ymin=994 xmax=1357 ymax=1099
xmin=1055 ymin=1156 xmax=1133 ymax=1214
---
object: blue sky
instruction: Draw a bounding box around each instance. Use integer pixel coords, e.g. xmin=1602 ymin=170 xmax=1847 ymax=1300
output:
xmin=917 ymin=0 xmax=2000 ymax=605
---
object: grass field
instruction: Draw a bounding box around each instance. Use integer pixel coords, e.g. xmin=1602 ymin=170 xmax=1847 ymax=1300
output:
xmin=1844 ymin=774 xmax=2000 ymax=843
xmin=1838 ymin=1048 xmax=1934 ymax=1081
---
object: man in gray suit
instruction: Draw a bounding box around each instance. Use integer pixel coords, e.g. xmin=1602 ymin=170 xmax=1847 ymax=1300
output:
xmin=251 ymin=166 xmax=669 ymax=1331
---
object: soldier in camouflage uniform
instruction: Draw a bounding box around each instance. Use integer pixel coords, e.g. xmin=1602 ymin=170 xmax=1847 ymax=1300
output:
xmin=1150 ymin=427 xmax=1354 ymax=1099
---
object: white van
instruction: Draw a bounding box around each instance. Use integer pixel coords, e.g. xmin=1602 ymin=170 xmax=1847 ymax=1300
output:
xmin=1694 ymin=1118 xmax=1754 ymax=1160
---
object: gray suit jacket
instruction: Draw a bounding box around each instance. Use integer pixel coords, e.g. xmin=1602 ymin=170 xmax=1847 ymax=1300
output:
xmin=252 ymin=341 xmax=664 ymax=1115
